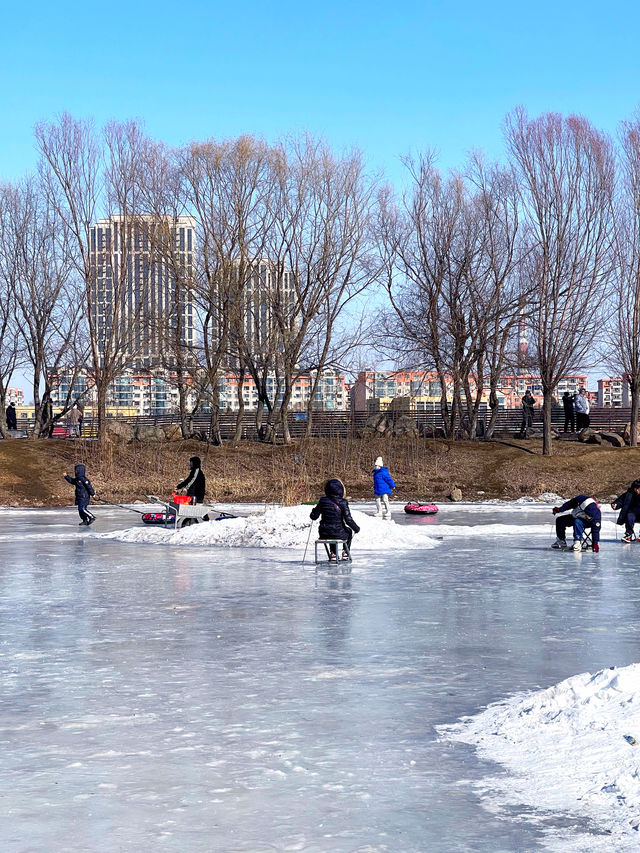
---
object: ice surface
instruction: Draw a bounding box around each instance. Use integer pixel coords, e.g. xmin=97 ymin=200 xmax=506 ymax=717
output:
xmin=1 ymin=500 xmax=639 ymax=851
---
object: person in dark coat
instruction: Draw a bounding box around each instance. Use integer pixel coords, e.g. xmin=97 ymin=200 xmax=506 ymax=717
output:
xmin=520 ymin=390 xmax=535 ymax=436
xmin=551 ymin=495 xmax=601 ymax=551
xmin=611 ymin=479 xmax=640 ymax=543
xmin=562 ymin=392 xmax=575 ymax=433
xmin=310 ymin=478 xmax=360 ymax=560
xmin=63 ymin=463 xmax=96 ymax=526
xmin=5 ymin=402 xmax=17 ymax=431
xmin=176 ymin=456 xmax=206 ymax=503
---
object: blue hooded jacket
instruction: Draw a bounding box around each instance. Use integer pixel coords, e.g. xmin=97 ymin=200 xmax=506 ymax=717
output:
xmin=557 ymin=494 xmax=601 ymax=545
xmin=373 ymin=465 xmax=395 ymax=496
xmin=64 ymin=464 xmax=95 ymax=506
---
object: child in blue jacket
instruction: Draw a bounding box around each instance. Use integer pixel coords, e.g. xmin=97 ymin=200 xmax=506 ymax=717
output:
xmin=373 ymin=456 xmax=395 ymax=519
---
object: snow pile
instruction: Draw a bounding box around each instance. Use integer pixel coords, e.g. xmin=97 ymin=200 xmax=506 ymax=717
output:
xmin=99 ymin=504 xmax=439 ymax=550
xmin=481 ymin=492 xmax=566 ymax=505
xmin=439 ymin=664 xmax=640 ymax=846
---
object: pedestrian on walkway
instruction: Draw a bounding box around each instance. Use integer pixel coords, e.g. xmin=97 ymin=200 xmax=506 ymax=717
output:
xmin=562 ymin=391 xmax=575 ymax=433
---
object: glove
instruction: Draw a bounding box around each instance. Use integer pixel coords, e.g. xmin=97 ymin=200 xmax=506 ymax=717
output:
xmin=552 ymin=507 xmax=560 ymax=515
xmin=593 ymin=543 xmax=599 ymax=553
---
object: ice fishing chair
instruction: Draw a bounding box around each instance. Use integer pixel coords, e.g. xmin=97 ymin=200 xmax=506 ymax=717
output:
xmin=580 ymin=528 xmax=594 ymax=551
xmin=315 ymin=539 xmax=352 ymax=572
xmin=573 ymin=518 xmax=594 ymax=551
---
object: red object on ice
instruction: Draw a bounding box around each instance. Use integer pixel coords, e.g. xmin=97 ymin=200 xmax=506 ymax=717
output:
xmin=404 ymin=502 xmax=439 ymax=515
xmin=172 ymin=492 xmax=194 ymax=505
xmin=141 ymin=511 xmax=176 ymax=526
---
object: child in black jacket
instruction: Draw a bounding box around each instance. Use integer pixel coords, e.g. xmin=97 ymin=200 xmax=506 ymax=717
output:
xmin=64 ymin=463 xmax=96 ymax=526
xmin=310 ymin=478 xmax=360 ymax=560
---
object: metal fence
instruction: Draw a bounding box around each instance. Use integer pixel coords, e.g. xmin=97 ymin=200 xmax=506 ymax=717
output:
xmin=11 ymin=405 xmax=633 ymax=441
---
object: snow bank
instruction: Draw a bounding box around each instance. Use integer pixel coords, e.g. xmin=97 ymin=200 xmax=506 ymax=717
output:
xmin=439 ymin=664 xmax=640 ymax=848
xmin=99 ymin=504 xmax=439 ymax=550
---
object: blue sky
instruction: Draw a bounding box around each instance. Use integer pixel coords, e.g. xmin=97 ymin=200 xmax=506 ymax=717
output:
xmin=2 ymin=0 xmax=639 ymax=396
xmin=2 ymin=0 xmax=639 ymax=186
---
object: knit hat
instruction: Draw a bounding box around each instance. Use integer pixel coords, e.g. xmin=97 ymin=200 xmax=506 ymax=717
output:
xmin=374 ymin=456 xmax=383 ymax=467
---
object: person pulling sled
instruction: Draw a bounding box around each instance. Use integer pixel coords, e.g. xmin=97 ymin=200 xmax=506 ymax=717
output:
xmin=176 ymin=456 xmax=206 ymax=504
xmin=551 ymin=495 xmax=601 ymax=552
xmin=64 ymin=464 xmax=97 ymax=526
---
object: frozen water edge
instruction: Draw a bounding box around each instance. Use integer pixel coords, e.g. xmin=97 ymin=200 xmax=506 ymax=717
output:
xmin=1 ymin=501 xmax=639 ymax=852
xmin=439 ymin=663 xmax=640 ymax=851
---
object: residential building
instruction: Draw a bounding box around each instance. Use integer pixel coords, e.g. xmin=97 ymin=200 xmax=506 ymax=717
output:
xmin=597 ymin=378 xmax=628 ymax=407
xmin=218 ymin=368 xmax=348 ymax=412
xmin=6 ymin=387 xmax=24 ymax=405
xmin=49 ymin=367 xmax=197 ymax=417
xmin=90 ymin=215 xmax=196 ymax=369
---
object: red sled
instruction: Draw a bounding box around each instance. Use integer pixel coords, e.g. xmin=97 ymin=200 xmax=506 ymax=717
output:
xmin=404 ymin=501 xmax=439 ymax=515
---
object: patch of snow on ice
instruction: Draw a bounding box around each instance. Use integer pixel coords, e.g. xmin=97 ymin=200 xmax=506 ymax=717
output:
xmin=438 ymin=663 xmax=640 ymax=847
xmin=99 ymin=505 xmax=439 ymax=550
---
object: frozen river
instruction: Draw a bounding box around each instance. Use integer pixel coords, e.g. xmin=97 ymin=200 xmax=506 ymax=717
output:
xmin=1 ymin=501 xmax=639 ymax=851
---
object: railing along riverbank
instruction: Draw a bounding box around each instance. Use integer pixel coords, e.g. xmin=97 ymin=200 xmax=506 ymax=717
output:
xmin=6 ymin=405 xmax=635 ymax=442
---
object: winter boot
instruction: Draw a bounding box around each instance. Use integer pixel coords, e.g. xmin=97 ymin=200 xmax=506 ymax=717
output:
xmin=551 ymin=537 xmax=567 ymax=549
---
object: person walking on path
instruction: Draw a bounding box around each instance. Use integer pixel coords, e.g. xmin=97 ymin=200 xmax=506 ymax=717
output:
xmin=67 ymin=406 xmax=81 ymax=438
xmin=176 ymin=456 xmax=206 ymax=504
xmin=63 ymin=464 xmax=96 ymax=526
xmin=611 ymin=479 xmax=640 ymax=543
xmin=372 ymin=456 xmax=395 ymax=519
xmin=310 ymin=478 xmax=360 ymax=561
xmin=5 ymin=402 xmax=17 ymax=431
xmin=562 ymin=391 xmax=575 ymax=433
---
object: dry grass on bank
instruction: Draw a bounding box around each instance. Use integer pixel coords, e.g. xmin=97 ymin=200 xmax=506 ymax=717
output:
xmin=1 ymin=435 xmax=640 ymax=508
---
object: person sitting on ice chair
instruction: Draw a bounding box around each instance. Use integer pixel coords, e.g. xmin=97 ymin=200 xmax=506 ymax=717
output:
xmin=610 ymin=479 xmax=640 ymax=543
xmin=551 ymin=495 xmax=601 ymax=552
xmin=310 ymin=478 xmax=360 ymax=561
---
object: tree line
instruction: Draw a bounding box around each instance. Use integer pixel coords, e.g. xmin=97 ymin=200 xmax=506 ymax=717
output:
xmin=1 ymin=108 xmax=640 ymax=454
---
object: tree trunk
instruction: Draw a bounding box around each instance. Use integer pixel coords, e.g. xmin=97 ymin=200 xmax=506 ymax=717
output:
xmin=485 ymin=387 xmax=499 ymax=439
xmin=232 ymin=372 xmax=245 ymax=444
xmin=97 ymin=383 xmax=108 ymax=441
xmin=631 ymin=382 xmax=639 ymax=447
xmin=542 ymin=390 xmax=553 ymax=456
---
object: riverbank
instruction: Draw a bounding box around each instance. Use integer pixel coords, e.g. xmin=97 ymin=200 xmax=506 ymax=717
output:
xmin=2 ymin=436 xmax=640 ymax=508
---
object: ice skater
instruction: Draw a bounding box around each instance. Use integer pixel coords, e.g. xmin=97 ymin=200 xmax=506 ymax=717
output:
xmin=551 ymin=495 xmax=601 ymax=552
xmin=64 ymin=464 xmax=96 ymax=526
xmin=611 ymin=479 xmax=640 ymax=543
xmin=310 ymin=478 xmax=360 ymax=561
xmin=373 ymin=456 xmax=395 ymax=519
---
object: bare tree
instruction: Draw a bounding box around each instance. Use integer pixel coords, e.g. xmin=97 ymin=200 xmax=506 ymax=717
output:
xmin=179 ymin=136 xmax=273 ymax=444
xmin=465 ymin=155 xmax=524 ymax=438
xmin=376 ymin=154 xmax=480 ymax=438
xmin=263 ymin=137 xmax=376 ymax=443
xmin=36 ymin=114 xmax=153 ymax=437
xmin=0 ymin=190 xmax=20 ymax=439
xmin=0 ymin=177 xmax=87 ymax=438
xmin=506 ymin=108 xmax=616 ymax=454
xmin=603 ymin=114 xmax=640 ymax=444
xmin=136 ymin=139 xmax=200 ymax=436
